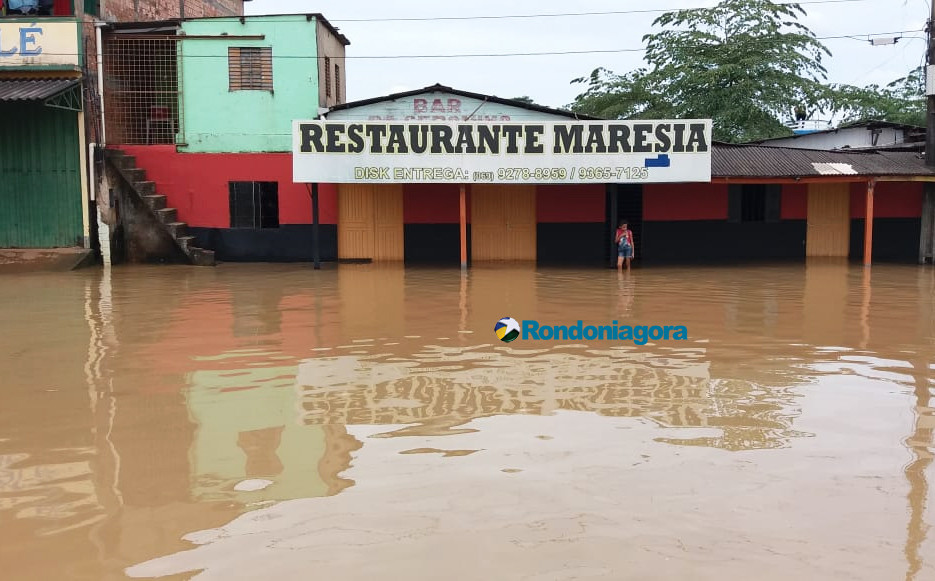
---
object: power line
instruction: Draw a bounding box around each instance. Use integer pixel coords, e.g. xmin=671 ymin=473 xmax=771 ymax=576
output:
xmin=39 ymin=29 xmax=925 ymax=60
xmin=325 ymin=0 xmax=874 ymax=22
xmin=58 ymin=0 xmax=880 ymax=25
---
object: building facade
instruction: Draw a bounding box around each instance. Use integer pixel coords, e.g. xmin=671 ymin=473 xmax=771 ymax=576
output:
xmin=0 ymin=15 xmax=88 ymax=248
xmin=0 ymin=0 xmax=246 ymax=251
xmin=753 ymin=121 xmax=924 ymax=151
xmin=307 ymin=87 xmax=930 ymax=267
xmin=102 ymin=13 xmax=348 ymax=262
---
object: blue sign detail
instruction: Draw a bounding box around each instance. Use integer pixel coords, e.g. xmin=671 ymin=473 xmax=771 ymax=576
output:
xmin=644 ymin=154 xmax=671 ymax=168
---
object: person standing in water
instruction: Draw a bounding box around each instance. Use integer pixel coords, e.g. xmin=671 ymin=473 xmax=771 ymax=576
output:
xmin=615 ymin=221 xmax=634 ymax=271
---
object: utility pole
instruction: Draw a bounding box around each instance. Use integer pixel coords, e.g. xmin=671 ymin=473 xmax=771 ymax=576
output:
xmin=927 ymin=0 xmax=935 ymax=167
xmin=922 ymin=1 xmax=935 ymax=262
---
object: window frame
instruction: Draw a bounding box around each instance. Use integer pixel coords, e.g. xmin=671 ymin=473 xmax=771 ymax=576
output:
xmin=228 ymin=46 xmax=273 ymax=93
xmin=334 ymin=63 xmax=341 ymax=103
xmin=728 ymin=184 xmax=782 ymax=224
xmin=229 ymin=181 xmax=280 ymax=229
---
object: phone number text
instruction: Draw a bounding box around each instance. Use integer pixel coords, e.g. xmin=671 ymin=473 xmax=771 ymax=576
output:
xmin=491 ymin=167 xmax=650 ymax=181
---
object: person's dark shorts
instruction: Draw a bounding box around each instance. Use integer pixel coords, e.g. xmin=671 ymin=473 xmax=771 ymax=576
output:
xmin=618 ymin=244 xmax=633 ymax=259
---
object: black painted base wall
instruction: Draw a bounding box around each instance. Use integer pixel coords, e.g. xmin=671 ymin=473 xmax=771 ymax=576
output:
xmin=538 ymin=223 xmax=606 ymax=265
xmin=186 ymin=218 xmax=922 ymax=265
xmin=849 ymin=218 xmax=921 ymax=262
xmin=404 ymin=224 xmax=471 ymax=263
xmin=190 ymin=225 xmax=338 ymax=262
xmin=642 ymin=220 xmax=807 ymax=262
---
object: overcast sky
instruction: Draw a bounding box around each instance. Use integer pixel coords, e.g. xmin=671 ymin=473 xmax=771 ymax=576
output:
xmin=245 ymin=0 xmax=928 ymax=113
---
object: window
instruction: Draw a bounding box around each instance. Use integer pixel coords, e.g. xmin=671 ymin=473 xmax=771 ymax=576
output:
xmin=334 ymin=64 xmax=341 ymax=103
xmin=324 ymin=57 xmax=332 ymax=97
xmin=728 ymin=184 xmax=781 ymax=223
xmin=229 ymin=182 xmax=279 ymax=229
xmin=228 ymin=47 xmax=273 ymax=92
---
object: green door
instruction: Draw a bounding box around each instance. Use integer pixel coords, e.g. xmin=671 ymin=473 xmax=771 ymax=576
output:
xmin=0 ymin=102 xmax=83 ymax=248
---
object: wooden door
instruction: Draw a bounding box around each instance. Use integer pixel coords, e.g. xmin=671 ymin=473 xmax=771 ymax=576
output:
xmin=338 ymin=184 xmax=403 ymax=261
xmin=471 ymin=184 xmax=536 ymax=261
xmin=372 ymin=184 xmax=404 ymax=261
xmin=807 ymin=183 xmax=851 ymax=257
xmin=338 ymin=184 xmax=374 ymax=260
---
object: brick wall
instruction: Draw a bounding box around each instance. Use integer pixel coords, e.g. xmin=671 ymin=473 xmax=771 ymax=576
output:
xmin=103 ymin=0 xmax=244 ymax=22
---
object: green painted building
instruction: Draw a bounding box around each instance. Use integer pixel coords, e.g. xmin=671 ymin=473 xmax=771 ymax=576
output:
xmin=178 ymin=15 xmax=349 ymax=153
xmin=0 ymin=18 xmax=88 ymax=249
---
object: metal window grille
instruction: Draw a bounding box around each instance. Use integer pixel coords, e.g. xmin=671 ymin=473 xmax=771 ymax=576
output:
xmin=741 ymin=187 xmax=767 ymax=222
xmin=335 ymin=63 xmax=341 ymax=103
xmin=229 ymin=47 xmax=273 ymax=92
xmin=102 ymin=35 xmax=181 ymax=145
xmin=229 ymin=182 xmax=279 ymax=229
xmin=324 ymin=56 xmax=331 ymax=97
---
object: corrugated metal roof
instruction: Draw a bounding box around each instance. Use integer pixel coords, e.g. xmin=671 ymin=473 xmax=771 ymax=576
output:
xmin=712 ymin=144 xmax=935 ymax=178
xmin=0 ymin=79 xmax=81 ymax=103
xmin=328 ymin=83 xmax=599 ymax=120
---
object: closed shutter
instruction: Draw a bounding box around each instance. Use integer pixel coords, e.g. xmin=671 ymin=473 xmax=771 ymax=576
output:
xmin=228 ymin=47 xmax=273 ymax=92
xmin=0 ymin=102 xmax=82 ymax=247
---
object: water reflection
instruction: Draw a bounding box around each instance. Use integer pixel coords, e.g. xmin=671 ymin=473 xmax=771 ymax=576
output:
xmin=0 ymin=262 xmax=932 ymax=580
xmin=296 ymin=345 xmax=802 ymax=450
xmin=186 ymin=363 xmax=358 ymax=503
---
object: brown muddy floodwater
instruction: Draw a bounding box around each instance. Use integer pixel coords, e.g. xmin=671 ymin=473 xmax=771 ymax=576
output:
xmin=1 ymin=261 xmax=934 ymax=580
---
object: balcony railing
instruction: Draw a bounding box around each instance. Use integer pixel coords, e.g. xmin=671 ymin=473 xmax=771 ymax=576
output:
xmin=1 ymin=0 xmax=97 ymax=17
xmin=786 ymin=119 xmax=832 ymax=134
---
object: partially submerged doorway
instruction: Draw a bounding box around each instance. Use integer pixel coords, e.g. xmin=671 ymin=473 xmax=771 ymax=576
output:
xmin=607 ymin=184 xmax=644 ymax=266
xmin=337 ymin=184 xmax=404 ymax=261
xmin=806 ymin=183 xmax=850 ymax=257
xmin=471 ymin=184 xmax=536 ymax=261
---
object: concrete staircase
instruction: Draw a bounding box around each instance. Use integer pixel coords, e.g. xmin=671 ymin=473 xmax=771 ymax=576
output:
xmin=105 ymin=150 xmax=215 ymax=266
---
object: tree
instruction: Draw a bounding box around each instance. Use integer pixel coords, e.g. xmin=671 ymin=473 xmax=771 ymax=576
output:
xmin=511 ymin=96 xmax=537 ymax=105
xmin=833 ymin=66 xmax=925 ymax=127
xmin=570 ymin=0 xmax=835 ymax=142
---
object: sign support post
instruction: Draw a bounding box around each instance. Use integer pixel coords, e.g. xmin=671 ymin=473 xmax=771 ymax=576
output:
xmin=459 ymin=184 xmax=467 ymax=269
xmin=309 ymin=183 xmax=320 ymax=269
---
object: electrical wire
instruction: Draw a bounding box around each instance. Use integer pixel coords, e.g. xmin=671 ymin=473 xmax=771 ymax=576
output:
xmin=324 ymin=0 xmax=876 ymax=22
xmin=29 ymin=29 xmax=925 ymax=59
xmin=46 ymin=0 xmax=888 ymax=26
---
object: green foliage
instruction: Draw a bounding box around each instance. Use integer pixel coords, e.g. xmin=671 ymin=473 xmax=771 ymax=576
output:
xmin=833 ymin=66 xmax=926 ymax=127
xmin=570 ymin=0 xmax=836 ymax=142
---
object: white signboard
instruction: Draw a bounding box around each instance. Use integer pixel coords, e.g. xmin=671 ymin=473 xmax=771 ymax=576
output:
xmin=293 ymin=120 xmax=712 ymax=184
xmin=0 ymin=21 xmax=80 ymax=68
xmin=325 ymin=93 xmax=566 ymax=123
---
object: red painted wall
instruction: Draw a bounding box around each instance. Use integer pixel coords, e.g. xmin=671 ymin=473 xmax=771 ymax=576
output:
xmin=536 ymin=185 xmax=604 ymax=223
xmin=781 ymin=184 xmax=808 ymax=220
xmin=403 ymin=184 xmax=468 ymax=223
xmin=118 ymin=146 xmax=337 ymax=228
xmin=849 ymin=181 xmax=923 ymax=219
xmin=643 ymin=183 xmax=729 ymax=221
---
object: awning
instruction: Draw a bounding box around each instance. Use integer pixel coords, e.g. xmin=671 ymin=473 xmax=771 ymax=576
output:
xmin=0 ymin=78 xmax=83 ymax=111
xmin=0 ymin=78 xmax=81 ymax=102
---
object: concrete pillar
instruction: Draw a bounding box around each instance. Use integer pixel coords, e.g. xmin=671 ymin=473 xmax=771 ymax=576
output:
xmin=863 ymin=179 xmax=875 ymax=266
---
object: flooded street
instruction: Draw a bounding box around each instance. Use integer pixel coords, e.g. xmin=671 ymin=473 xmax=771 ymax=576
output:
xmin=2 ymin=261 xmax=934 ymax=580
